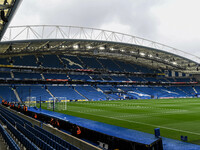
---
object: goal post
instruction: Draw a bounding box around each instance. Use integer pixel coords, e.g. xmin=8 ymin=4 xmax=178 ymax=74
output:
xmin=47 ymin=97 xmax=67 ymax=111
xmin=25 ymin=97 xmax=37 ymax=107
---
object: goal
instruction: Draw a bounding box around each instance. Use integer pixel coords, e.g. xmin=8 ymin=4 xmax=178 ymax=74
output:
xmin=25 ymin=97 xmax=37 ymax=107
xmin=47 ymin=97 xmax=67 ymax=111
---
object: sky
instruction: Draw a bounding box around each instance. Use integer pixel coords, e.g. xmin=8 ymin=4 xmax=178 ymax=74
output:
xmin=9 ymin=0 xmax=200 ymax=56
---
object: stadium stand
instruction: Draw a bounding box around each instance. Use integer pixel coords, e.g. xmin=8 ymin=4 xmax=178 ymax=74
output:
xmin=0 ymin=72 xmax=11 ymax=78
xmin=0 ymin=58 xmax=10 ymax=65
xmin=0 ymin=54 xmax=199 ymax=102
xmin=0 ymin=86 xmax=13 ymax=101
xmin=79 ymin=56 xmax=103 ymax=69
xmin=43 ymin=73 xmax=68 ymax=79
xmin=39 ymin=55 xmax=63 ymax=68
xmin=13 ymin=72 xmax=42 ymax=79
xmin=48 ymin=85 xmax=85 ymax=100
xmin=0 ymin=123 xmax=20 ymax=150
xmin=75 ymin=85 xmax=107 ymax=101
xmin=97 ymin=58 xmax=122 ymax=71
xmin=0 ymin=105 xmax=80 ymax=150
xmin=16 ymin=85 xmax=51 ymax=102
xmin=12 ymin=55 xmax=37 ymax=66
xmin=69 ymin=75 xmax=91 ymax=80
xmin=60 ymin=55 xmax=83 ymax=69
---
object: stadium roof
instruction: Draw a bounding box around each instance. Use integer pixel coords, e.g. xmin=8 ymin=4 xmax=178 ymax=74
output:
xmin=0 ymin=25 xmax=200 ymax=74
xmin=0 ymin=0 xmax=22 ymax=40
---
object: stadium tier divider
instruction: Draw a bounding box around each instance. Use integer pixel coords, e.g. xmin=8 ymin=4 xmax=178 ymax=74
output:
xmin=0 ymin=123 xmax=20 ymax=150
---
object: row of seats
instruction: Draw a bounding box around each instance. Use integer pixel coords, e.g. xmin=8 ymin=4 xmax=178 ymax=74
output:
xmin=0 ymin=106 xmax=79 ymax=150
xmin=1 ymin=70 xmax=195 ymax=83
xmin=25 ymin=124 xmax=66 ymax=150
xmin=75 ymin=86 xmax=107 ymax=101
xmin=0 ymin=113 xmax=39 ymax=150
xmin=2 ymin=54 xmax=160 ymax=73
xmin=34 ymin=125 xmax=79 ymax=150
xmin=0 ymin=123 xmax=20 ymax=150
xmin=0 ymin=106 xmax=32 ymax=126
xmin=1 ymin=84 xmax=200 ymax=102
xmin=16 ymin=123 xmax=55 ymax=150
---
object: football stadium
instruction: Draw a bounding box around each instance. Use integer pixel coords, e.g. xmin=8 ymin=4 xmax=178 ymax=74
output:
xmin=1 ymin=0 xmax=200 ymax=150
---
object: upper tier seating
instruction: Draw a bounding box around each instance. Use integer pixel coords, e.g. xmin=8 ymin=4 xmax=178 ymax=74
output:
xmin=43 ymin=73 xmax=68 ymax=79
xmin=0 ymin=58 xmax=9 ymax=65
xmin=0 ymin=72 xmax=11 ymax=78
xmin=69 ymin=75 xmax=91 ymax=80
xmin=60 ymin=55 xmax=83 ymax=69
xmin=129 ymin=76 xmax=145 ymax=81
xmin=38 ymin=55 xmax=63 ymax=68
xmin=113 ymin=60 xmax=135 ymax=72
xmin=12 ymin=56 xmax=37 ymax=66
xmin=97 ymin=58 xmax=122 ymax=71
xmin=111 ymin=76 xmax=128 ymax=81
xmin=13 ymin=72 xmax=41 ymax=79
xmin=79 ymin=56 xmax=103 ymax=69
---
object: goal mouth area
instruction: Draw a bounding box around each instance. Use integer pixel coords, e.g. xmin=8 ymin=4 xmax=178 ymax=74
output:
xmin=47 ymin=97 xmax=67 ymax=111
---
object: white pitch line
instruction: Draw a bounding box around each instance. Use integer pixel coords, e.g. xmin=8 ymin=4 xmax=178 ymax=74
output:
xmin=68 ymin=109 xmax=200 ymax=136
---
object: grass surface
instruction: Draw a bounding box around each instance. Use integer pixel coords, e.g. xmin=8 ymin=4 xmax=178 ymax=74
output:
xmin=40 ymin=98 xmax=200 ymax=144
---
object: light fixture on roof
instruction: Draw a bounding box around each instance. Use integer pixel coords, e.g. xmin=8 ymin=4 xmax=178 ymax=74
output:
xmin=110 ymin=47 xmax=114 ymax=51
xmin=148 ymin=54 xmax=153 ymax=58
xmin=73 ymin=45 xmax=79 ymax=49
xmin=87 ymin=45 xmax=92 ymax=49
xmin=99 ymin=47 xmax=105 ymax=50
xmin=140 ymin=52 xmax=145 ymax=56
xmin=120 ymin=49 xmax=125 ymax=52
xmin=172 ymin=62 xmax=177 ymax=65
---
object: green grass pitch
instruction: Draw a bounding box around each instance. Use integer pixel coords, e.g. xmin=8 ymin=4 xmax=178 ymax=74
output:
xmin=40 ymin=98 xmax=200 ymax=144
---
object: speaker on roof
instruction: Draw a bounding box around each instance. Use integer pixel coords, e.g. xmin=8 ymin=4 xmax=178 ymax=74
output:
xmin=1 ymin=10 xmax=8 ymax=22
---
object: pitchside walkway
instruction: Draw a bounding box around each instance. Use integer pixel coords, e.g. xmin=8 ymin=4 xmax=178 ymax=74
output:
xmin=29 ymin=107 xmax=200 ymax=150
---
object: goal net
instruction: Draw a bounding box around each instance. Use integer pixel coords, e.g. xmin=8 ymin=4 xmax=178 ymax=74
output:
xmin=47 ymin=97 xmax=67 ymax=111
xmin=25 ymin=97 xmax=37 ymax=107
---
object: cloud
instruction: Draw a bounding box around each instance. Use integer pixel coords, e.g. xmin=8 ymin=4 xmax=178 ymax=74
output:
xmin=9 ymin=0 xmax=200 ymax=60
xmin=11 ymin=0 xmax=161 ymax=39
